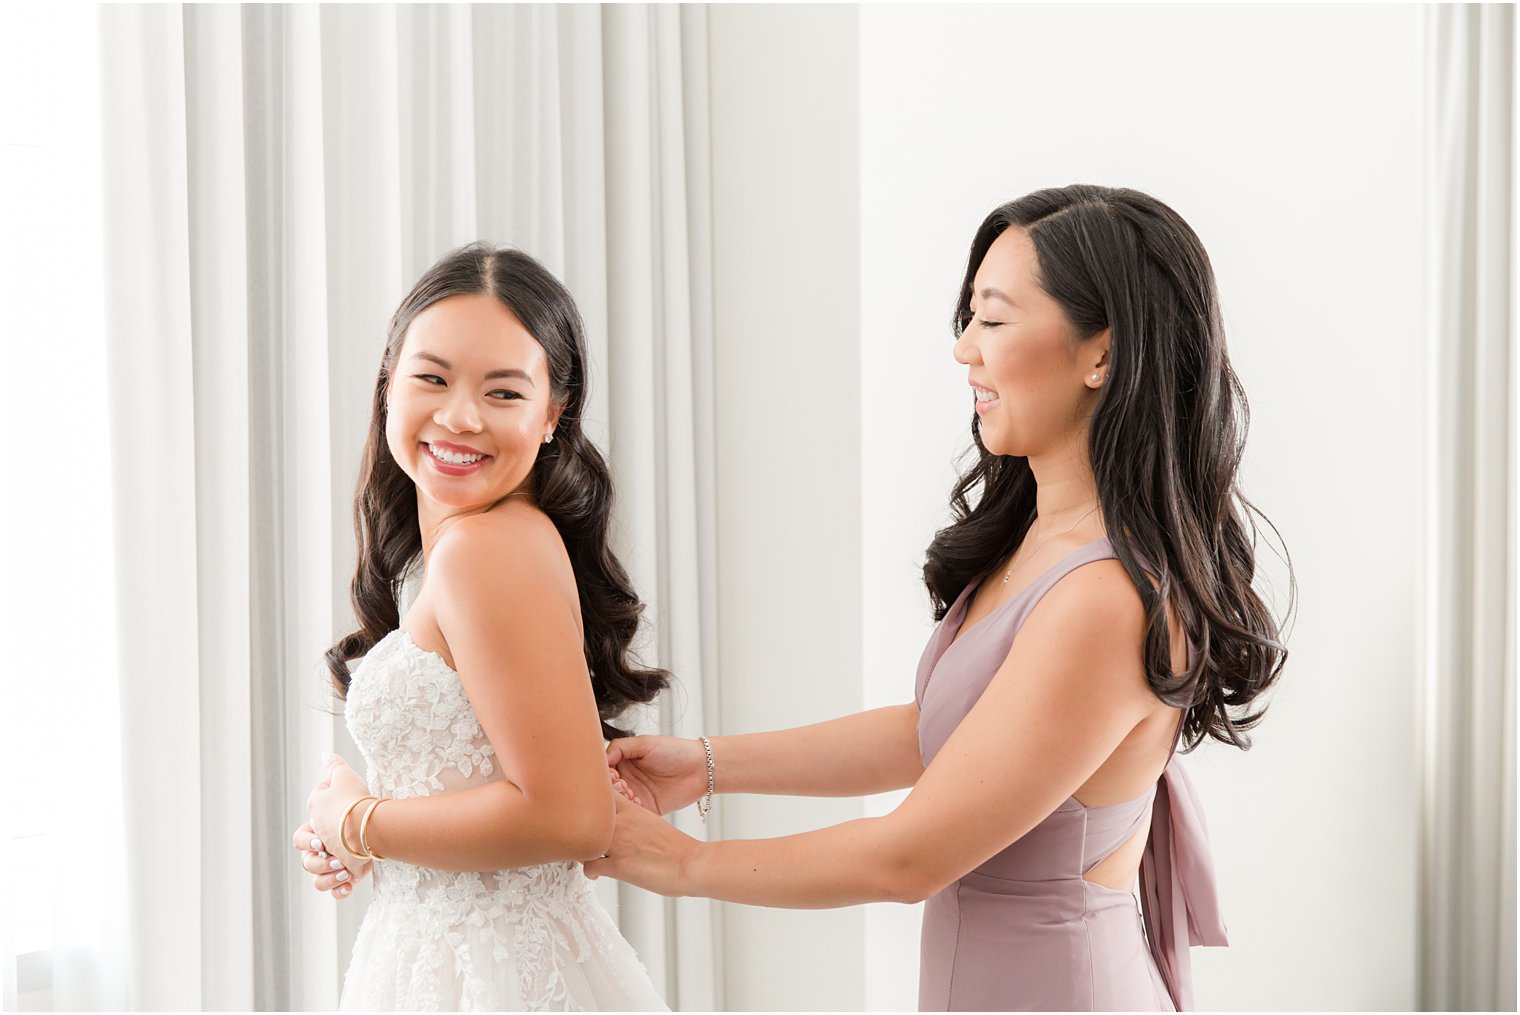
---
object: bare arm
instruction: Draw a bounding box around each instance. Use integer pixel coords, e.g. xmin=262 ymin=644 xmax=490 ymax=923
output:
xmin=606 ymin=703 xmax=924 ymax=815
xmin=308 ymin=509 xmax=616 ymax=872
xmin=711 ymin=703 xmax=924 ymax=796
xmin=589 ymin=560 xmax=1165 ymax=907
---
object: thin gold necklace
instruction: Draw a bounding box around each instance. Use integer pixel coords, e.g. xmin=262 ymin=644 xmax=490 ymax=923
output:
xmin=1001 ymin=504 xmax=1100 ymax=585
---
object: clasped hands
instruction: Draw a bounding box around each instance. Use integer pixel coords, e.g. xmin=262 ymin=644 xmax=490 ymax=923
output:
xmin=292 ymin=753 xmax=372 ymax=897
xmin=292 ymin=738 xmax=705 ymax=899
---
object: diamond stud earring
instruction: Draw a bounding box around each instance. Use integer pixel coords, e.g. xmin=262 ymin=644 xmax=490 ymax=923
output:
xmin=543 ymin=433 xmax=554 ymax=444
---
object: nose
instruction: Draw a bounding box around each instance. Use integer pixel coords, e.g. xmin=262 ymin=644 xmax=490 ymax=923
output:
xmin=953 ymin=325 xmax=980 ymax=366
xmin=434 ymin=390 xmax=483 ymax=434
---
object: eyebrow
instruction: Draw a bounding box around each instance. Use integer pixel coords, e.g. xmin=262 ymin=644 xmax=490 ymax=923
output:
xmin=976 ymin=287 xmax=1016 ymax=305
xmin=409 ymin=351 xmax=535 ymax=387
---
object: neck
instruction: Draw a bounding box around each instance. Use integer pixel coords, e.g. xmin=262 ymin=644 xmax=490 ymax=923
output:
xmin=416 ymin=501 xmax=481 ymax=563
xmin=1026 ymin=435 xmax=1101 ymax=535
xmin=415 ymin=487 xmax=534 ymax=563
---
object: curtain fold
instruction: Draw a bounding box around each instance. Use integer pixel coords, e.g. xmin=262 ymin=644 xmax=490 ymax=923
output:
xmin=182 ymin=6 xmax=256 ymax=1009
xmin=599 ymin=6 xmax=722 ymax=1009
xmin=99 ymin=6 xmax=209 ymax=1009
xmin=1421 ymin=4 xmax=1516 ymax=1011
xmin=96 ymin=4 xmax=719 ymax=1010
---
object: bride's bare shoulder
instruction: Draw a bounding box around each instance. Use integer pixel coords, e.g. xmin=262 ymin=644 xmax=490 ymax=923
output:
xmin=429 ymin=502 xmax=574 ymax=601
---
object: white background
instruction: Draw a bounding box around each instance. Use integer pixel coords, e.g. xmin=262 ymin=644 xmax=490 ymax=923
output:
xmin=712 ymin=5 xmax=1423 ymax=1010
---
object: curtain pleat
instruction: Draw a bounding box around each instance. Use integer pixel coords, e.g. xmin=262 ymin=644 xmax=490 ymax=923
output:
xmin=239 ymin=6 xmax=347 ymax=1008
xmin=98 ymin=4 xmax=719 ymax=1010
xmin=313 ymin=5 xmax=410 ymax=983
xmin=398 ymin=5 xmax=475 ymax=272
xmin=99 ymin=6 xmax=204 ymax=1009
xmin=670 ymin=9 xmax=723 ymax=1003
xmin=183 ymin=5 xmax=257 ymax=1010
xmin=1422 ymin=4 xmax=1516 ymax=1011
xmin=555 ymin=5 xmax=613 ymax=451
xmin=605 ymin=4 xmax=671 ymax=998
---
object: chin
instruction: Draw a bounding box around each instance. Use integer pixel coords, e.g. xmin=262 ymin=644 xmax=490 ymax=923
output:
xmin=425 ymin=487 xmax=486 ymax=509
xmin=977 ymin=423 xmax=1011 ymax=457
xmin=419 ymin=475 xmax=496 ymax=506
xmin=978 ymin=428 xmax=1028 ymax=459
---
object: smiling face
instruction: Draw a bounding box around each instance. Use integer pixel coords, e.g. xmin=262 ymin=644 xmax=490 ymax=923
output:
xmin=384 ymin=292 xmax=561 ymax=515
xmin=954 ymin=227 xmax=1109 ymax=458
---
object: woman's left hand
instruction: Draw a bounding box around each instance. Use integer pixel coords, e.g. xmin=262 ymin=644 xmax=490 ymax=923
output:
xmin=583 ymin=792 xmax=699 ymax=897
xmin=306 ymin=753 xmax=374 ymax=874
xmin=293 ymin=820 xmax=369 ymax=897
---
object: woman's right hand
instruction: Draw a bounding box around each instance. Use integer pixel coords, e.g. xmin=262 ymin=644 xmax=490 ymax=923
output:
xmin=605 ymin=736 xmax=709 ymax=815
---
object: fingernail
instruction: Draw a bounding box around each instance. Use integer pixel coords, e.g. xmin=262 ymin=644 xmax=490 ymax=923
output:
xmin=310 ymin=838 xmax=322 ymax=850
xmin=329 ymin=858 xmax=344 ymax=870
xmin=318 ymin=851 xmax=327 ymax=859
xmin=336 ymin=870 xmax=349 ymax=882
xmin=337 ymin=885 xmax=350 ymax=895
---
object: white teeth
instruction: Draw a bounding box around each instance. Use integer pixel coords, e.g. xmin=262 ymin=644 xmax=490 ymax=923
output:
xmin=973 ymin=388 xmax=998 ymax=402
xmin=427 ymin=442 xmax=485 ymax=465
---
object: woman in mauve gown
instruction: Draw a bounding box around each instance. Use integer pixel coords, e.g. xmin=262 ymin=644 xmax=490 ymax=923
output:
xmin=592 ymin=184 xmax=1293 ymax=1012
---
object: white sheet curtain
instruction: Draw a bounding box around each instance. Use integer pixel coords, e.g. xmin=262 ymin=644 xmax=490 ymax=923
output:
xmin=1422 ymin=4 xmax=1516 ymax=1011
xmin=97 ymin=4 xmax=718 ymax=1010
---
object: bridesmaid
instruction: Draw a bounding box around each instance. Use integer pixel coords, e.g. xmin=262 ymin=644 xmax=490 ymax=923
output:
xmin=592 ymin=185 xmax=1292 ymax=1011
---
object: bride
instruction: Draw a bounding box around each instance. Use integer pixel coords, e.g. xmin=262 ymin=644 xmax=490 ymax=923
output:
xmin=290 ymin=243 xmax=668 ymax=1012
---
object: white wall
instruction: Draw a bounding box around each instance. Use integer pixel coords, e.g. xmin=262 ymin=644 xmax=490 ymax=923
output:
xmin=710 ymin=6 xmax=865 ymax=1011
xmin=712 ymin=4 xmax=1424 ymax=1011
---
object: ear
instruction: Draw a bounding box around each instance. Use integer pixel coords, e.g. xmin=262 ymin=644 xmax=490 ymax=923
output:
xmin=1084 ymin=328 xmax=1112 ymax=388
xmin=546 ymin=399 xmax=565 ymax=436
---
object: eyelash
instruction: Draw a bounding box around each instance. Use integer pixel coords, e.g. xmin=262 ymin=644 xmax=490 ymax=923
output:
xmin=969 ymin=317 xmax=1003 ymax=330
xmin=413 ymin=374 xmax=523 ymax=400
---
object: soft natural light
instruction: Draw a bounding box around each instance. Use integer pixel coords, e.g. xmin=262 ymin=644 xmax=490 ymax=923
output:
xmin=1 ymin=6 xmax=121 ymax=1011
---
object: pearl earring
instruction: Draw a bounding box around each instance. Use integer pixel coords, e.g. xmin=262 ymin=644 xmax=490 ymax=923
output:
xmin=1091 ymin=373 xmax=1101 ymax=382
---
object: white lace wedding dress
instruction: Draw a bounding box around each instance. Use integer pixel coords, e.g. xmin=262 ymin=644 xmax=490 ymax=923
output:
xmin=339 ymin=629 xmax=668 ymax=1012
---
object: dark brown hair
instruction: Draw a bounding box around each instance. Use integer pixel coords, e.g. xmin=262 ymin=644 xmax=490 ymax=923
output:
xmin=925 ymin=185 xmax=1293 ymax=750
xmin=326 ymin=243 xmax=668 ymax=738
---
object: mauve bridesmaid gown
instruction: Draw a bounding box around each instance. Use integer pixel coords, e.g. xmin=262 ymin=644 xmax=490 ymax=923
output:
xmin=914 ymin=538 xmax=1228 ymax=1011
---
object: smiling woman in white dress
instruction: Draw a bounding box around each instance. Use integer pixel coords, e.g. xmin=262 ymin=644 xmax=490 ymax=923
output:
xmin=290 ymin=244 xmax=668 ymax=1012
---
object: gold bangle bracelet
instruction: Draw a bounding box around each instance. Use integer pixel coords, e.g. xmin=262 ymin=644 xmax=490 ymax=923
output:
xmin=358 ymin=796 xmax=388 ymax=861
xmin=339 ymin=795 xmax=376 ymax=858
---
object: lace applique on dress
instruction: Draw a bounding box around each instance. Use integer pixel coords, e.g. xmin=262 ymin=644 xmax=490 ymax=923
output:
xmin=346 ymin=631 xmax=497 ymax=800
xmin=338 ymin=630 xmax=666 ymax=1013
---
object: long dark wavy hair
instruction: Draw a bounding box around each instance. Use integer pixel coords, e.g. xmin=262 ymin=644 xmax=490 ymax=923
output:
xmin=924 ymin=185 xmax=1293 ymax=751
xmin=326 ymin=243 xmax=669 ymax=739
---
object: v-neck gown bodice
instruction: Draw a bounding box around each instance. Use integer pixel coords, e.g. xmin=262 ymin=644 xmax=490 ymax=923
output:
xmin=913 ymin=539 xmax=1228 ymax=1011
